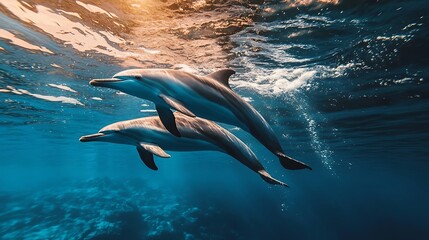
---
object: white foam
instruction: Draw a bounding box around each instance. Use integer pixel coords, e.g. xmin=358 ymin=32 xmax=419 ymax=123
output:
xmin=394 ymin=77 xmax=413 ymax=84
xmin=376 ymin=34 xmax=410 ymax=41
xmin=3 ymin=85 xmax=83 ymax=106
xmin=48 ymin=84 xmax=77 ymax=93
xmin=6 ymin=85 xmax=23 ymax=95
xmin=50 ymin=63 xmax=64 ymax=69
xmin=232 ymin=67 xmax=316 ymax=95
xmin=230 ymin=42 xmax=355 ymax=96
xmin=18 ymin=89 xmax=84 ymax=106
xmin=241 ymin=97 xmax=253 ymax=102
xmin=140 ymin=109 xmax=157 ymax=113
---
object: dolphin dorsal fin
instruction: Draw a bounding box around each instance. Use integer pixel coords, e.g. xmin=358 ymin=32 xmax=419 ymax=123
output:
xmin=206 ymin=69 xmax=235 ymax=89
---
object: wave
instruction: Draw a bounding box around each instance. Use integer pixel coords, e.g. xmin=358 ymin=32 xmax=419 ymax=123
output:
xmin=2 ymin=85 xmax=83 ymax=106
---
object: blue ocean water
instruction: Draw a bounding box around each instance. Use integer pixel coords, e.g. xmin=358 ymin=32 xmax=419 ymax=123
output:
xmin=1 ymin=0 xmax=428 ymax=239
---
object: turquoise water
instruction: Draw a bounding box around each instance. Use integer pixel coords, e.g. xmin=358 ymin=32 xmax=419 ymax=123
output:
xmin=1 ymin=0 xmax=428 ymax=239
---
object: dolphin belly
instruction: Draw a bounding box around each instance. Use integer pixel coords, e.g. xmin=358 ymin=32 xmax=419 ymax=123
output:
xmin=160 ymin=138 xmax=218 ymax=152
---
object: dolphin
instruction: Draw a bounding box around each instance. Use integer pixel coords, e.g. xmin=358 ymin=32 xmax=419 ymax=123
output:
xmin=90 ymin=68 xmax=311 ymax=170
xmin=79 ymin=113 xmax=287 ymax=187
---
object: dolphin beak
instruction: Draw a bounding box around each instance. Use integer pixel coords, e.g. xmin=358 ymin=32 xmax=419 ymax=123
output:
xmin=89 ymin=78 xmax=122 ymax=87
xmin=79 ymin=133 xmax=105 ymax=142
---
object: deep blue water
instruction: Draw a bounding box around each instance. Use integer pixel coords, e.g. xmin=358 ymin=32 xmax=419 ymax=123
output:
xmin=1 ymin=0 xmax=428 ymax=239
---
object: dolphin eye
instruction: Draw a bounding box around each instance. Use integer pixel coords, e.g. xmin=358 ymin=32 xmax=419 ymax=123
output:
xmin=134 ymin=76 xmax=142 ymax=80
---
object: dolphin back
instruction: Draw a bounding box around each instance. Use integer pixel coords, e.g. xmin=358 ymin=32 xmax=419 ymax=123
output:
xmin=172 ymin=113 xmax=287 ymax=186
xmin=173 ymin=113 xmax=264 ymax=171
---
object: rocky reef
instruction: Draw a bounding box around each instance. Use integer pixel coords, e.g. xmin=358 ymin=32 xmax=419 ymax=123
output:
xmin=0 ymin=178 xmax=242 ymax=240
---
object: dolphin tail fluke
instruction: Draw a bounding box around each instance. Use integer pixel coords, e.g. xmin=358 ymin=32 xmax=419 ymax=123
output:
xmin=278 ymin=153 xmax=312 ymax=170
xmin=258 ymin=170 xmax=288 ymax=187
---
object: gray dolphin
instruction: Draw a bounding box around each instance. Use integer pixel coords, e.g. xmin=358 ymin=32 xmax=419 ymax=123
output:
xmin=79 ymin=113 xmax=287 ymax=187
xmin=90 ymin=69 xmax=311 ymax=170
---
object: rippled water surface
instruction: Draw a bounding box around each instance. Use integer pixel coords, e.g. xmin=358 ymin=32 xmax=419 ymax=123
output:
xmin=1 ymin=0 xmax=428 ymax=239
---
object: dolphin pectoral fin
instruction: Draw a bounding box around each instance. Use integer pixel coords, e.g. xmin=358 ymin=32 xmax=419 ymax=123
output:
xmin=159 ymin=94 xmax=196 ymax=117
xmin=258 ymin=170 xmax=288 ymax=187
xmin=156 ymin=105 xmax=182 ymax=137
xmin=136 ymin=146 xmax=158 ymax=171
xmin=206 ymin=69 xmax=235 ymax=89
xmin=278 ymin=153 xmax=312 ymax=170
xmin=139 ymin=143 xmax=171 ymax=158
